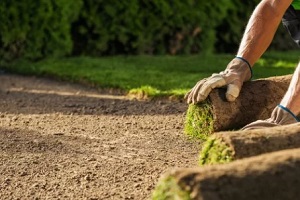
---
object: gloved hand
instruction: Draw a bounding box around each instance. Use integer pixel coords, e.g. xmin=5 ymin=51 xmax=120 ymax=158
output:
xmin=185 ymin=57 xmax=252 ymax=104
xmin=242 ymin=105 xmax=300 ymax=130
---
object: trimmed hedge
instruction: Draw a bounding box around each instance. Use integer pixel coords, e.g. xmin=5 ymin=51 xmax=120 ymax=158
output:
xmin=0 ymin=0 xmax=82 ymax=61
xmin=1 ymin=1 xmax=295 ymax=61
xmin=72 ymin=1 xmax=233 ymax=56
xmin=215 ymin=0 xmax=299 ymax=53
xmin=215 ymin=0 xmax=260 ymax=53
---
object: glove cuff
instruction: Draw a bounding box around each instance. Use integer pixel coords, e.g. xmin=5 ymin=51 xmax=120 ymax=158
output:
xmin=224 ymin=57 xmax=252 ymax=83
xmin=235 ymin=56 xmax=253 ymax=80
xmin=277 ymin=104 xmax=300 ymax=122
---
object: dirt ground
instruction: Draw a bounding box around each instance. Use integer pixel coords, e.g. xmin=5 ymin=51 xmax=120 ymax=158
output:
xmin=0 ymin=73 xmax=200 ymax=200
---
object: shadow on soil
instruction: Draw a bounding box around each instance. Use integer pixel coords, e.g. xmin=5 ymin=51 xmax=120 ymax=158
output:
xmin=0 ymin=90 xmax=187 ymax=116
xmin=0 ymin=127 xmax=93 ymax=155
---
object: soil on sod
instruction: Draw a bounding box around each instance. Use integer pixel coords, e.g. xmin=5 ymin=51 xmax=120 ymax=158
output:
xmin=0 ymin=73 xmax=200 ymax=199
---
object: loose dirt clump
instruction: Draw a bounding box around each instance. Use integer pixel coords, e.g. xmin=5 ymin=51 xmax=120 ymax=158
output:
xmin=0 ymin=73 xmax=199 ymax=199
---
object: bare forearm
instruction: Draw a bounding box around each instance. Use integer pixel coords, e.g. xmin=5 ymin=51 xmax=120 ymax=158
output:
xmin=237 ymin=0 xmax=292 ymax=66
xmin=280 ymin=63 xmax=300 ymax=115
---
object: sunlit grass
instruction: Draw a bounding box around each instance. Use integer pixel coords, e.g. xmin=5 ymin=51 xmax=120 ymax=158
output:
xmin=1 ymin=51 xmax=298 ymax=98
xmin=151 ymin=176 xmax=191 ymax=200
xmin=198 ymin=136 xmax=233 ymax=165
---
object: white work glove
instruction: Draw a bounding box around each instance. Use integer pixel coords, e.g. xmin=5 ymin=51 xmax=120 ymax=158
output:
xmin=185 ymin=57 xmax=252 ymax=104
xmin=242 ymin=105 xmax=300 ymax=130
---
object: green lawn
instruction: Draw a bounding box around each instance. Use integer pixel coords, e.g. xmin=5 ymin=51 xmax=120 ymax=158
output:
xmin=1 ymin=51 xmax=299 ymax=98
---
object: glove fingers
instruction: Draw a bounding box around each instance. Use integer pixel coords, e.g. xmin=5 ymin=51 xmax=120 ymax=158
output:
xmin=191 ymin=79 xmax=207 ymax=104
xmin=197 ymin=74 xmax=226 ymax=103
xmin=226 ymin=84 xmax=240 ymax=102
xmin=241 ymin=120 xmax=278 ymax=130
xmin=226 ymin=79 xmax=243 ymax=102
xmin=186 ymin=79 xmax=206 ymax=104
xmin=184 ymin=89 xmax=192 ymax=100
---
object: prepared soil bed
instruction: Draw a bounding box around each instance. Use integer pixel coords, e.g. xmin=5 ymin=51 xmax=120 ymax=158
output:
xmin=153 ymin=148 xmax=300 ymax=200
xmin=185 ymin=75 xmax=292 ymax=138
xmin=0 ymin=73 xmax=200 ymax=199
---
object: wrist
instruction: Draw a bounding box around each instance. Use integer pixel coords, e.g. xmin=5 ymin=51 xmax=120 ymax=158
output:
xmin=225 ymin=57 xmax=253 ymax=81
xmin=277 ymin=104 xmax=300 ymax=122
xmin=235 ymin=56 xmax=253 ymax=80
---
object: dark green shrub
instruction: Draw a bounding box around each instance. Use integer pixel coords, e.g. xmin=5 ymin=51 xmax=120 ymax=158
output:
xmin=0 ymin=0 xmax=82 ymax=62
xmin=0 ymin=1 xmax=295 ymax=62
xmin=215 ymin=0 xmax=298 ymax=53
xmin=72 ymin=1 xmax=233 ymax=56
xmin=215 ymin=0 xmax=260 ymax=53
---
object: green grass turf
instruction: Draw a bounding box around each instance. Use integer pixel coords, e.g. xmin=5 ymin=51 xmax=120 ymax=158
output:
xmin=184 ymin=102 xmax=213 ymax=140
xmin=198 ymin=136 xmax=233 ymax=165
xmin=151 ymin=176 xmax=191 ymax=200
xmin=1 ymin=51 xmax=298 ymax=98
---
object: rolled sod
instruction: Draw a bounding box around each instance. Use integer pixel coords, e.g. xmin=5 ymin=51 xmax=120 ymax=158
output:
xmin=184 ymin=75 xmax=292 ymax=139
xmin=199 ymin=123 xmax=300 ymax=165
xmin=152 ymin=148 xmax=300 ymax=200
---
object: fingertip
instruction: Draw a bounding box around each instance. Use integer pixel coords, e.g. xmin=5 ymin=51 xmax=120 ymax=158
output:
xmin=184 ymin=90 xmax=191 ymax=99
xmin=197 ymin=94 xmax=206 ymax=103
xmin=226 ymin=84 xmax=240 ymax=102
xmin=184 ymin=95 xmax=188 ymax=100
xmin=225 ymin=93 xmax=236 ymax=102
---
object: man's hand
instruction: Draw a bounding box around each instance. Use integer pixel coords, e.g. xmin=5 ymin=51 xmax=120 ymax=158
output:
xmin=185 ymin=57 xmax=252 ymax=104
xmin=242 ymin=105 xmax=300 ymax=130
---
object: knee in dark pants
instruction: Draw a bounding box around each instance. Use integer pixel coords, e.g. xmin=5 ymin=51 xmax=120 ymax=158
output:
xmin=282 ymin=6 xmax=300 ymax=47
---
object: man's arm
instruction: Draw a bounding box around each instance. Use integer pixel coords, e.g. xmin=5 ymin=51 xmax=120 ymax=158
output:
xmin=237 ymin=0 xmax=293 ymax=66
xmin=240 ymin=0 xmax=300 ymax=130
xmin=186 ymin=0 xmax=293 ymax=104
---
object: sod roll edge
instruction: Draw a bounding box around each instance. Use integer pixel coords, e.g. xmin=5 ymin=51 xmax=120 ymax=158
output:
xmin=199 ymin=123 xmax=300 ymax=165
xmin=184 ymin=75 xmax=292 ymax=138
xmin=152 ymin=148 xmax=300 ymax=200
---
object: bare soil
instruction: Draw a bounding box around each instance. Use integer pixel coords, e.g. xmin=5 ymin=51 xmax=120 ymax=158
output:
xmin=0 ymin=73 xmax=199 ymax=200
